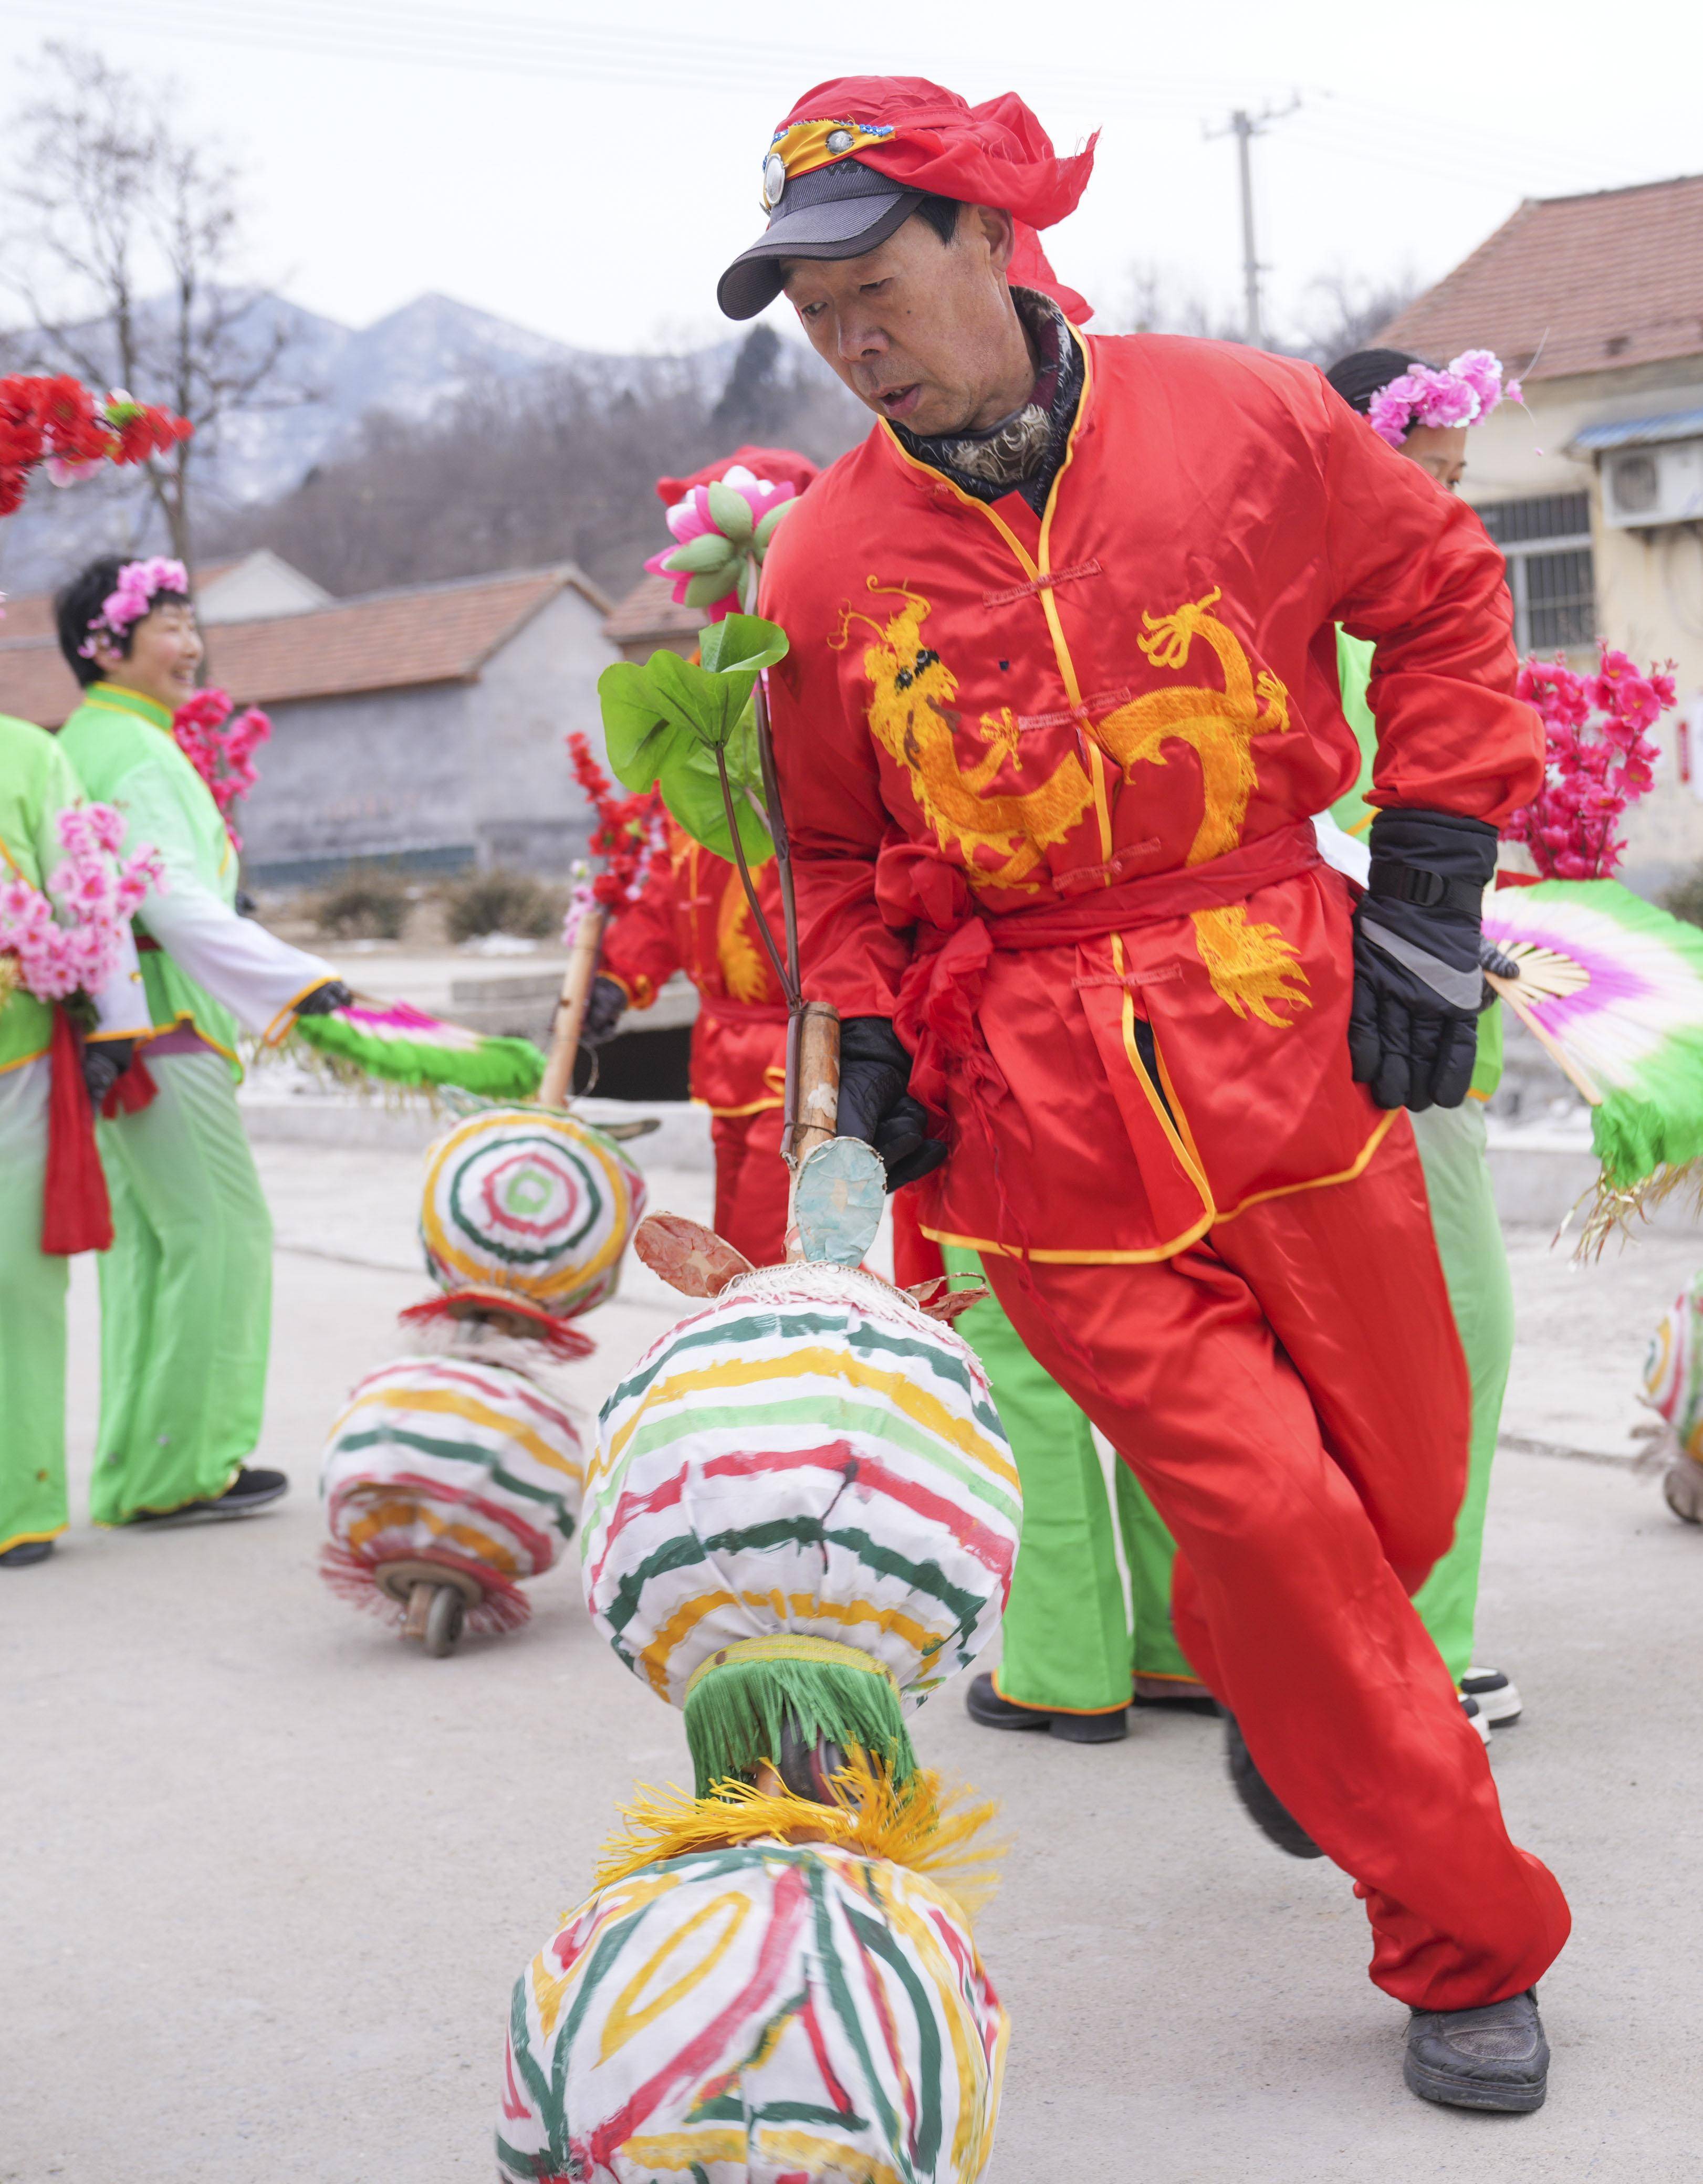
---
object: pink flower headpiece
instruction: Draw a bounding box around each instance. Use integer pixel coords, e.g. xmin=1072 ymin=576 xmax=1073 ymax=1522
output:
xmin=78 ymin=555 xmax=190 ymax=658
xmin=1367 ymin=350 xmax=1521 ymax=448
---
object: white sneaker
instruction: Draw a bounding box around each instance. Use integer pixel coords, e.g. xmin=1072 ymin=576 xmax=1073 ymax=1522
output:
xmin=1460 ymin=1693 xmax=1491 ymax=1746
xmin=1460 ymin=1666 xmax=1522 ymax=1726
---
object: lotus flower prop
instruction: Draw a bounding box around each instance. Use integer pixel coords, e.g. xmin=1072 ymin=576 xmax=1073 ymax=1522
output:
xmin=643 ymin=464 xmax=799 ymax=622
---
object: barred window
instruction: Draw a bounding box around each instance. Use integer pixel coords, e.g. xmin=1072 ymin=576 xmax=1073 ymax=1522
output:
xmin=1475 ymin=494 xmax=1596 ymax=651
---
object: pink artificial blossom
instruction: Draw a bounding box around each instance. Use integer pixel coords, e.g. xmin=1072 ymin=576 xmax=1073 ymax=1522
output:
xmin=1365 ymin=349 xmax=1518 ymax=446
xmin=1504 ymin=642 xmax=1677 ymax=878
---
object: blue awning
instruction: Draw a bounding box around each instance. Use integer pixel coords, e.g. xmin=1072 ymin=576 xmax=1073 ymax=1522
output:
xmin=1572 ymin=408 xmax=1703 ymax=452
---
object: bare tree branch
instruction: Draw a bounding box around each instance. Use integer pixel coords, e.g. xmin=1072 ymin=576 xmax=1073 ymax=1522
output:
xmin=2 ymin=40 xmax=311 ymax=573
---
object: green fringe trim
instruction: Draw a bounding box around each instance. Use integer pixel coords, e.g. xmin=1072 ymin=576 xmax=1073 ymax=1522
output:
xmin=682 ymin=1656 xmax=917 ymax=1799
xmin=289 ymin=1013 xmax=544 ymax=1100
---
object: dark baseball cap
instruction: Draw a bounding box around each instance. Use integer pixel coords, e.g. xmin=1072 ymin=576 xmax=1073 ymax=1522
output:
xmin=717 ymin=159 xmax=924 ymax=320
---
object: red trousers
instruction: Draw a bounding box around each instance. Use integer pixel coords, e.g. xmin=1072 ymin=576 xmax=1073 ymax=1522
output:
xmin=981 ymin=1121 xmax=1569 ymax=2010
xmin=711 ymin=1106 xmax=790 ymax=1268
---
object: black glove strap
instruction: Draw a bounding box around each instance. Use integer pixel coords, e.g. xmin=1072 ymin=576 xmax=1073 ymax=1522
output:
xmin=1366 ymin=861 xmax=1485 ymax=918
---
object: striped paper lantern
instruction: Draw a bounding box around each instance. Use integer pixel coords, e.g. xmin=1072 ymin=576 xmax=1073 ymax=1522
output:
xmin=419 ymin=1106 xmax=646 ymax=1319
xmin=498 ymin=1838 xmax=1006 ymax=2184
xmin=1643 ymin=1270 xmax=1703 ymax=1462
xmin=583 ymin=1264 xmax=1019 ymax=1746
xmin=320 ymin=1352 xmax=584 ymax=1628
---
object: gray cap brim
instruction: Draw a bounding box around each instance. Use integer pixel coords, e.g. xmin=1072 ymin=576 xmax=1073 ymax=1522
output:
xmin=717 ymin=160 xmax=922 ymax=320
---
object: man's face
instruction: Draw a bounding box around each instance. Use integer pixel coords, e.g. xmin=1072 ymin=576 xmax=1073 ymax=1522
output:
xmin=96 ymin=597 xmax=203 ymax=711
xmin=783 ymin=205 xmax=1023 ymax=437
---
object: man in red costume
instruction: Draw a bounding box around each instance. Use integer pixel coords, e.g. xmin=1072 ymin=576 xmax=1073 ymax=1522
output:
xmin=586 ymin=450 xmax=817 ymax=1266
xmin=720 ymin=76 xmax=1570 ymax=2112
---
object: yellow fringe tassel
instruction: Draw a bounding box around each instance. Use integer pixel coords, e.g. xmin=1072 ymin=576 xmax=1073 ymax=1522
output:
xmin=593 ymin=1748 xmax=1007 ymax=1924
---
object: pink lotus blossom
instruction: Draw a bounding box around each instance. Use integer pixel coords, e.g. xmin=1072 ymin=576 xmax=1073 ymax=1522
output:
xmin=644 ymin=463 xmax=801 ymax=624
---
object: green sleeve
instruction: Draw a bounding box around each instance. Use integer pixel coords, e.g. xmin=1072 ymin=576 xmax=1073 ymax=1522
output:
xmin=99 ymin=760 xmax=242 ymax=1063
xmin=1329 ymin=626 xmax=1379 ymax=837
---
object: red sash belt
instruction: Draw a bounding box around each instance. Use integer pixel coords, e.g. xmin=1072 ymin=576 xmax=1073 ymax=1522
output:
xmin=893 ymin=820 xmax=1322 ymax=1122
xmin=42 ymin=1007 xmax=113 ymax=1256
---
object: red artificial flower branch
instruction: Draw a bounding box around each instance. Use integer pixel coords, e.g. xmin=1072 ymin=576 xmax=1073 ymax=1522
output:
xmin=566 ymin=730 xmax=666 ymax=907
xmin=0 ymin=375 xmax=192 ymax=518
xmin=1502 ymin=643 xmax=1677 ymax=881
xmin=172 ymin=687 xmax=271 ymax=850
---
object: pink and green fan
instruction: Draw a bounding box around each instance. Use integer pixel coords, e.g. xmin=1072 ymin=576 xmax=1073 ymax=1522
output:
xmin=1482 ymin=880 xmax=1703 ymax=1243
xmin=288 ymin=996 xmax=545 ymax=1102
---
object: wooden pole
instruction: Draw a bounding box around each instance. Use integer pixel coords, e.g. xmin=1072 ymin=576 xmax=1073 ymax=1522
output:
xmin=538 ymin=903 xmax=608 ymax=1109
xmin=784 ymin=1000 xmax=841 ymax=1262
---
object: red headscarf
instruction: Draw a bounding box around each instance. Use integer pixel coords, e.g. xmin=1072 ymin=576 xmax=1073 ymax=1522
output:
xmin=770 ymin=77 xmax=1098 ymax=323
xmin=654 ymin=445 xmax=820 ymax=507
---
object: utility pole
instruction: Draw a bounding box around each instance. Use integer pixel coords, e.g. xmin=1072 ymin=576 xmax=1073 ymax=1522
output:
xmin=1204 ymin=97 xmax=1301 ymax=348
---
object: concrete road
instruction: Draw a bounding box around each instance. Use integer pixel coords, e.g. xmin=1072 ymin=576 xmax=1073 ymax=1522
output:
xmin=4 ymin=1138 xmax=1701 ymax=2181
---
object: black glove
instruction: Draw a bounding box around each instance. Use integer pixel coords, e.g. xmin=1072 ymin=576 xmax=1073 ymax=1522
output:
xmin=82 ymin=1037 xmax=134 ymax=1106
xmin=835 ymin=1016 xmax=947 ymax=1191
xmin=234 ymin=889 xmax=258 ymax=918
xmin=294 ymin=979 xmax=354 ymax=1017
xmin=582 ymin=975 xmax=628 ymax=1048
xmin=1349 ymin=808 xmax=1497 ymax=1113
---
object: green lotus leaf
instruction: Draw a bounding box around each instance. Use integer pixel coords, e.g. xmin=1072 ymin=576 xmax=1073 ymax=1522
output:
xmin=597 ymin=653 xmax=774 ymax=865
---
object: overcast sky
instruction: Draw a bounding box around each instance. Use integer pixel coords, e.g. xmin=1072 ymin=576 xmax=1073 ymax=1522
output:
xmin=0 ymin=0 xmax=1695 ymax=358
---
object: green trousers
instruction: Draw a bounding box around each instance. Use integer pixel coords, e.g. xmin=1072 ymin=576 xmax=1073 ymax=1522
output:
xmin=91 ymin=1049 xmax=273 ymax=1525
xmin=944 ymin=1104 xmax=1514 ymax=1704
xmin=1408 ymin=1101 xmax=1516 ymax=1682
xmin=941 ymin=1243 xmax=1197 ymax=1713
xmin=0 ymin=1059 xmax=70 ymax=1555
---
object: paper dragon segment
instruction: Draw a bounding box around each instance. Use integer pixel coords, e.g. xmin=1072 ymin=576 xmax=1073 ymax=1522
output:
xmin=318 ymin=1106 xmax=646 ymax=1655
xmin=1641 ymin=1269 xmax=1703 ymax=1526
xmin=498 ymin=1833 xmax=1008 ymax=2184
xmin=287 ymin=994 xmax=546 ymax=1102
xmin=1481 ymin=880 xmax=1703 ymax=1246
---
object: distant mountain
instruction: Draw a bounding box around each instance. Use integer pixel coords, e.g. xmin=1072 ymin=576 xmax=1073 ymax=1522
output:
xmin=0 ymin=290 xmax=743 ymax=592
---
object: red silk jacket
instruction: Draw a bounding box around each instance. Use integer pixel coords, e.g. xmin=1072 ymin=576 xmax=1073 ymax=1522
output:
xmin=761 ymin=333 xmax=1543 ymax=1262
xmin=599 ymin=818 xmax=788 ymax=1116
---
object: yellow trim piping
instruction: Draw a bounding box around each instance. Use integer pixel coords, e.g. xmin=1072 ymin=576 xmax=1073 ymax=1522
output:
xmin=0 ymin=1523 xmax=68 ymax=1555
xmin=263 ymin=978 xmax=337 ymax=1048
xmin=1211 ymin=1108 xmax=1399 ymax=1224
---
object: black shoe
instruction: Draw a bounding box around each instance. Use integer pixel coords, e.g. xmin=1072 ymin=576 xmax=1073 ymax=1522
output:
xmin=1225 ymin=1717 xmax=1323 ymax=1857
xmin=125 ymin=1467 xmax=290 ymax=1528
xmin=964 ymin=1673 xmax=1128 ymax=1744
xmin=1405 ymin=1988 xmax=1549 ymax=2113
xmin=0 ymin=1538 xmax=55 ymax=1568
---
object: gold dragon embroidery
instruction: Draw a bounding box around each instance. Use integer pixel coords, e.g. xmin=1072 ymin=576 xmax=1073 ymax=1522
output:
xmin=833 ymin=581 xmax=1094 ymax=891
xmin=1093 ymin=590 xmax=1311 ymax=1027
xmin=715 ymin=870 xmax=769 ymax=1002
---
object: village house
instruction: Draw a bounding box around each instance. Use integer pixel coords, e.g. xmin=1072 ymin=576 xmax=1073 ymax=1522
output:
xmin=0 ymin=551 xmax=617 ymax=886
xmin=1383 ymin=172 xmax=1703 ymax=887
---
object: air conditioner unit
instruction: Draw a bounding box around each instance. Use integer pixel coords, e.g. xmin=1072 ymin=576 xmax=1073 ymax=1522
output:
xmin=1601 ymin=439 xmax=1703 ymax=529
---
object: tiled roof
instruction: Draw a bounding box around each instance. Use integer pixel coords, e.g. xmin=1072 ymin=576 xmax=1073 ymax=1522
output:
xmin=603 ymin=572 xmax=703 ymax=647
xmin=1381 ymin=174 xmax=1703 ymax=383
xmin=0 ymin=562 xmax=608 ymax=729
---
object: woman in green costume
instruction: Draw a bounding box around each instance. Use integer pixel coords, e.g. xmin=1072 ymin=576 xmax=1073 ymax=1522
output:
xmin=954 ymin=345 xmax=1526 ymax=1743
xmin=54 ymin=556 xmax=349 ymax=1530
xmin=0 ymin=715 xmax=152 ymax=1566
